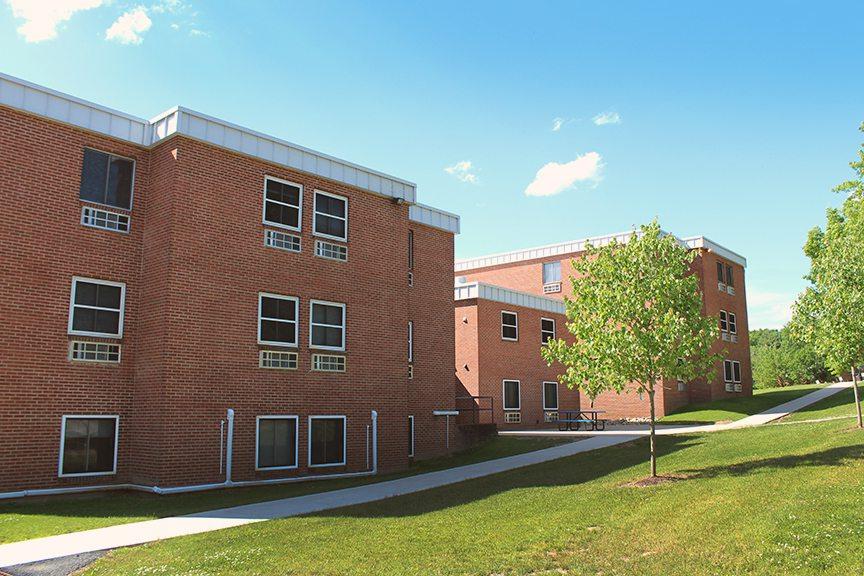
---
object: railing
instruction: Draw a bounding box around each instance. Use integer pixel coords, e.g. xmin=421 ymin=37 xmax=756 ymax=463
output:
xmin=455 ymin=395 xmax=494 ymax=426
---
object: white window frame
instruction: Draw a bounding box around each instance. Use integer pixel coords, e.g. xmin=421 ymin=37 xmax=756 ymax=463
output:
xmin=723 ymin=360 xmax=733 ymax=383
xmin=542 ymin=261 xmax=561 ymax=284
xmin=309 ymin=300 xmax=346 ymax=351
xmin=80 ymin=147 xmax=136 ymax=211
xmin=541 ymin=317 xmax=556 ymax=344
xmin=728 ymin=312 xmax=737 ymax=335
xmin=732 ymin=360 xmax=742 ymax=383
xmin=262 ymin=176 xmax=303 ymax=232
xmin=67 ymin=277 xmax=126 ymax=338
xmin=308 ymin=415 xmax=347 ymax=468
xmin=501 ymin=311 xmax=519 ymax=341
xmin=408 ymin=321 xmax=414 ymax=362
xmin=313 ymin=190 xmax=348 ymax=242
xmin=542 ymin=381 xmax=559 ymax=411
xmin=408 ymin=415 xmax=415 ymax=458
xmin=719 ymin=310 xmax=728 ymax=332
xmin=502 ymin=379 xmax=521 ymax=411
xmin=257 ymin=292 xmax=299 ymax=348
xmin=255 ymin=415 xmax=299 ymax=471
xmin=58 ymin=415 xmax=120 ymax=478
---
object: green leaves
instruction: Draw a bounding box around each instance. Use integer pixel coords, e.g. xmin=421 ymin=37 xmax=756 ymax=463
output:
xmin=542 ymin=219 xmax=719 ymax=396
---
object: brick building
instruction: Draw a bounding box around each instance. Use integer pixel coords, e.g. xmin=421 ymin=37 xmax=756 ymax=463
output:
xmin=0 ymin=72 xmax=461 ymax=497
xmin=454 ymin=231 xmax=752 ymax=423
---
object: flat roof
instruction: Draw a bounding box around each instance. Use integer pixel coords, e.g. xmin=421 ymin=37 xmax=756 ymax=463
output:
xmin=455 ymin=230 xmax=746 ymax=271
xmin=454 ymin=281 xmax=565 ymax=314
xmin=0 ymin=71 xmax=459 ymax=234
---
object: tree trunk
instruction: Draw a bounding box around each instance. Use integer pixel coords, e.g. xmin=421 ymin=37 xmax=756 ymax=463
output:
xmin=648 ymin=382 xmax=657 ymax=477
xmin=851 ymin=366 xmax=863 ymax=429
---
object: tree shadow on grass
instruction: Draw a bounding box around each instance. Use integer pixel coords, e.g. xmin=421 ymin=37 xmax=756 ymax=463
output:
xmin=680 ymin=443 xmax=864 ymax=480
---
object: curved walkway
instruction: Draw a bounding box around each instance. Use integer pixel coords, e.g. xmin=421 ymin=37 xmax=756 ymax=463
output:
xmin=0 ymin=382 xmax=851 ymax=569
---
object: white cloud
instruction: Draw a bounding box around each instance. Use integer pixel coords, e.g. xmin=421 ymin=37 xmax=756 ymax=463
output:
xmin=551 ymin=117 xmax=565 ymax=132
xmin=444 ymin=160 xmax=479 ymax=184
xmin=105 ymin=6 xmax=152 ymax=44
xmin=524 ymin=152 xmax=603 ymax=197
xmin=747 ymin=290 xmax=796 ymax=330
xmin=6 ymin=0 xmax=105 ymax=42
xmin=151 ymin=0 xmax=183 ymax=13
xmin=593 ymin=111 xmax=622 ymax=126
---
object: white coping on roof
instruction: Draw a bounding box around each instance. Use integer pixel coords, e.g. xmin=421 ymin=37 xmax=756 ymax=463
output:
xmin=0 ymin=71 xmax=450 ymax=211
xmin=455 ymin=230 xmax=746 ymax=271
xmin=454 ymin=281 xmax=565 ymax=314
xmin=409 ymin=203 xmax=461 ymax=234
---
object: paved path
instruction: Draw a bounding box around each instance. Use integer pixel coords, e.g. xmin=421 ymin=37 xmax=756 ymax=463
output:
xmin=0 ymin=381 xmax=851 ymax=569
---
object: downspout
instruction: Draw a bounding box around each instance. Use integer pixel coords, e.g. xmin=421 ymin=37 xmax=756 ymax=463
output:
xmin=371 ymin=409 xmax=378 ymax=474
xmin=225 ymin=408 xmax=235 ymax=486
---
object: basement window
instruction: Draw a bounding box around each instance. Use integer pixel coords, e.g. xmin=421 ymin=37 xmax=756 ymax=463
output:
xmin=59 ymin=416 xmax=118 ymax=477
xmin=79 ymin=148 xmax=134 ymax=210
xmin=309 ymin=416 xmax=346 ymax=467
xmin=501 ymin=311 xmax=518 ymax=341
xmin=313 ymin=190 xmax=348 ymax=242
xmin=256 ymin=416 xmax=298 ymax=470
xmin=68 ymin=278 xmax=125 ymax=338
xmin=263 ymin=177 xmax=302 ymax=231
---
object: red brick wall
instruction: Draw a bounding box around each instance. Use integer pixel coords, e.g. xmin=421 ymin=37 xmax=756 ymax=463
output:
xmin=455 ymin=299 xmax=580 ymax=429
xmin=0 ymin=106 xmax=457 ymax=492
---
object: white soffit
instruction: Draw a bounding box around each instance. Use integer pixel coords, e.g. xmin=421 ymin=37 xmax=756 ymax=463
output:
xmin=454 ymin=282 xmax=565 ymax=314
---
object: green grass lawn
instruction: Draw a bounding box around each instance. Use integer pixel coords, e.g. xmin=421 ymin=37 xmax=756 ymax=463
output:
xmin=84 ymin=418 xmax=864 ymax=576
xmin=0 ymin=436 xmax=570 ymax=544
xmin=780 ymin=385 xmax=864 ymax=423
xmin=659 ymin=383 xmax=826 ymax=424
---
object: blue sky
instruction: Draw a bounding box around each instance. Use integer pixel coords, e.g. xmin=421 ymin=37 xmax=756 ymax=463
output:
xmin=2 ymin=1 xmax=863 ymax=329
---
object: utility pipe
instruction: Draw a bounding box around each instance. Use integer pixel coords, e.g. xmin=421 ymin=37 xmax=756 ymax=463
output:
xmin=225 ymin=408 xmax=235 ymax=485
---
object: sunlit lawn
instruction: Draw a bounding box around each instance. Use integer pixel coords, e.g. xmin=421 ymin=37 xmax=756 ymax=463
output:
xmin=659 ymin=383 xmax=826 ymax=424
xmin=0 ymin=435 xmax=570 ymax=544
xmin=85 ymin=418 xmax=864 ymax=576
xmin=781 ymin=385 xmax=864 ymax=423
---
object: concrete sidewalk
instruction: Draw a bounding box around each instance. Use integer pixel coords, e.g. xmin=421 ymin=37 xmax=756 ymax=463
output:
xmin=0 ymin=381 xmax=851 ymax=569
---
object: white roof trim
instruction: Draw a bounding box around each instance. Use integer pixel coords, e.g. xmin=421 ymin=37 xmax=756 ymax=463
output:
xmin=0 ymin=72 xmax=425 ymax=204
xmin=455 ymin=230 xmax=746 ymax=271
xmin=409 ymin=203 xmax=460 ymax=234
xmin=454 ymin=281 xmax=565 ymax=314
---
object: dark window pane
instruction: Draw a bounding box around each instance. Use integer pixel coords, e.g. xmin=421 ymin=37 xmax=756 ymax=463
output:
xmin=258 ymin=419 xmax=296 ymax=468
xmin=261 ymin=319 xmax=295 ymax=343
xmin=317 ymin=194 xmax=345 ymax=218
xmin=504 ymin=381 xmax=519 ymax=409
xmin=72 ymin=308 xmax=96 ymax=332
xmin=94 ymin=310 xmax=120 ymax=334
xmin=724 ymin=361 xmax=733 ymax=382
xmin=312 ymin=303 xmax=342 ymax=326
xmin=315 ymin=214 xmax=345 ymax=238
xmin=105 ymin=156 xmax=133 ymax=209
xmin=717 ymin=262 xmax=724 ymax=283
xmin=261 ymin=297 xmax=295 ymax=321
xmin=62 ymin=418 xmax=116 ymax=474
xmin=312 ymin=325 xmax=342 ymax=347
xmin=726 ymin=265 xmax=734 ymax=287
xmin=266 ymin=180 xmax=300 ymax=206
xmin=544 ymin=382 xmax=558 ymax=409
xmin=733 ymin=362 xmax=741 ymax=382
xmin=502 ymin=325 xmax=517 ymax=340
xmin=502 ymin=312 xmax=517 ymax=326
xmin=79 ymin=149 xmax=109 ymax=204
xmin=310 ymin=418 xmax=344 ymax=466
xmin=96 ymin=284 xmax=122 ymax=309
xmin=75 ymin=282 xmax=98 ymax=306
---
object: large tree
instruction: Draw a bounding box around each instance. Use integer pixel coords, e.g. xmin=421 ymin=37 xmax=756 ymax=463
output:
xmin=789 ymin=124 xmax=864 ymax=428
xmin=542 ymin=220 xmax=719 ymax=477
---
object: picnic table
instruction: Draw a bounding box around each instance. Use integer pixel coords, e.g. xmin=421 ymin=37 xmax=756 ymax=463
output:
xmin=557 ymin=409 xmax=607 ymax=431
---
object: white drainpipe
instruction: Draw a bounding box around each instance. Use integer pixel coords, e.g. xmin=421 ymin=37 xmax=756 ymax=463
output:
xmin=225 ymin=408 xmax=235 ymax=486
xmin=0 ymin=407 xmax=381 ymax=500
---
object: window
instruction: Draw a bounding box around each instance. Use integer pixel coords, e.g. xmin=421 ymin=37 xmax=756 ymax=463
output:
xmin=256 ymin=416 xmax=298 ymax=470
xmin=264 ymin=229 xmax=301 ymax=253
xmin=501 ymin=311 xmax=518 ymax=341
xmin=310 ymin=300 xmax=345 ymax=350
xmin=408 ymin=364 xmax=414 ymax=379
xmin=263 ymin=177 xmax=302 ymax=231
xmin=542 ymin=261 xmax=561 ymax=284
xmin=408 ymin=415 xmax=415 ymax=457
xmin=541 ymin=318 xmax=556 ymax=344
xmin=313 ymin=191 xmax=348 ymax=242
xmin=69 ymin=341 xmax=121 ymax=363
xmin=726 ymin=265 xmax=734 ymax=288
xmin=81 ymin=206 xmax=130 ymax=233
xmin=543 ymin=381 xmax=558 ymax=411
xmin=503 ymin=379 xmax=520 ymax=410
xmin=408 ymin=321 xmax=413 ymax=362
xmin=315 ymin=240 xmax=348 ymax=261
xmin=728 ymin=312 xmax=737 ymax=334
xmin=732 ymin=361 xmax=742 ymax=383
xmin=309 ymin=416 xmax=346 ymax=467
xmin=723 ymin=359 xmax=742 ymax=382
xmin=408 ymin=230 xmax=414 ymax=270
xmin=259 ymin=350 xmax=298 ymax=369
xmin=258 ymin=293 xmax=298 ymax=347
xmin=717 ymin=261 xmax=725 ymax=284
xmin=79 ymin=148 xmax=134 ymax=210
xmin=68 ymin=278 xmax=125 ymax=338
xmin=312 ymin=354 xmax=346 ymax=372
xmin=719 ymin=310 xmax=728 ymax=332
xmin=59 ymin=416 xmax=118 ymax=477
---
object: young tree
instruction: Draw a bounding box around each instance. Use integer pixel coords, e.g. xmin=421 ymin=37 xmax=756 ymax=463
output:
xmin=789 ymin=123 xmax=864 ymax=428
xmin=542 ymin=220 xmax=719 ymax=477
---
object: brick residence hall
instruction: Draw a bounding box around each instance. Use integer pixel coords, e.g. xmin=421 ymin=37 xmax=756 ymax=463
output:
xmin=0 ymin=72 xmax=751 ymax=497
